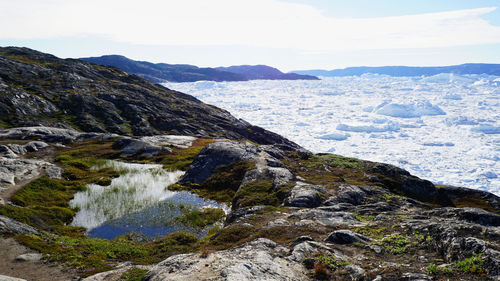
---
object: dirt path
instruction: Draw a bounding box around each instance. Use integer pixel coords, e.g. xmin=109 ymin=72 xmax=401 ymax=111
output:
xmin=0 ymin=237 xmax=79 ymax=281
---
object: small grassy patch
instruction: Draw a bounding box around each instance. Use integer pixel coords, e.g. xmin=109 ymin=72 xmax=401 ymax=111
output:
xmin=173 ymin=208 xmax=225 ymax=229
xmin=354 ymin=226 xmax=387 ymax=239
xmin=354 ymin=213 xmax=374 ymax=222
xmin=382 ymin=235 xmax=409 ymax=254
xmin=15 ymin=230 xmax=202 ymax=275
xmin=206 ymin=224 xmax=255 ymax=250
xmin=0 ymin=205 xmax=75 ymax=229
xmin=120 ymin=268 xmax=149 ymax=281
xmin=454 ymin=253 xmax=484 ymax=274
xmin=11 ymin=177 xmax=85 ymax=208
xmin=233 ymin=180 xmax=280 ymax=209
xmin=151 ymin=138 xmax=215 ymax=171
xmin=451 ymin=195 xmax=499 ymax=215
xmin=284 ymin=152 xmax=371 ymax=188
xmin=303 ymin=253 xmax=350 ymax=279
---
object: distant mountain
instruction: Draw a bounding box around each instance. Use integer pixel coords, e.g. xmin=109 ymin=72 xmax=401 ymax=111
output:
xmin=79 ymin=55 xmax=246 ymax=83
xmin=215 ymin=65 xmax=319 ymax=80
xmin=79 ymin=56 xmax=319 ymax=83
xmin=292 ymin=63 xmax=500 ymax=77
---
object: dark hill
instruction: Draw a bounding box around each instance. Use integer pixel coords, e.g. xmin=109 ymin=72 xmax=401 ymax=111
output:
xmin=292 ymin=63 xmax=500 ymax=77
xmin=80 ymin=55 xmax=246 ymax=83
xmin=216 ymin=65 xmax=319 ymax=80
xmin=0 ymin=47 xmax=298 ymax=148
xmin=80 ymin=56 xmax=319 ymax=82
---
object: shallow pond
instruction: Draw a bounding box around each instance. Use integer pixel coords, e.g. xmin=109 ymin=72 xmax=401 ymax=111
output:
xmin=70 ymin=160 xmax=227 ymax=240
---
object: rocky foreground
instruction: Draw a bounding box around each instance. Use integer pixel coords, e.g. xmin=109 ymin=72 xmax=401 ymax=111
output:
xmin=0 ymin=126 xmax=498 ymax=281
xmin=0 ymin=47 xmax=499 ymax=281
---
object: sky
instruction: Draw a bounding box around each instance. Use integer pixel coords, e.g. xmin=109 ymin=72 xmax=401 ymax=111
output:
xmin=1 ymin=0 xmax=500 ymax=71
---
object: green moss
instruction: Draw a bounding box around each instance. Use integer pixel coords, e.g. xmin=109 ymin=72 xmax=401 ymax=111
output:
xmin=15 ymin=230 xmax=201 ymax=276
xmin=232 ymin=180 xmax=280 ymax=209
xmin=454 ymin=253 xmax=484 ymax=274
xmin=146 ymin=232 xmax=200 ymax=263
xmin=173 ymin=208 xmax=225 ymax=229
xmin=354 ymin=226 xmax=387 ymax=239
xmin=120 ymin=268 xmax=149 ymax=281
xmin=284 ymin=152 xmax=371 ymax=188
xmin=315 ymin=254 xmax=351 ymax=271
xmin=153 ymin=138 xmax=215 ymax=171
xmin=0 ymin=205 xmax=75 ymax=228
xmin=382 ymin=235 xmax=409 ymax=254
xmin=207 ymin=225 xmax=255 ymax=250
xmin=10 ymin=177 xmax=85 ymax=208
xmin=354 ymin=213 xmax=374 ymax=222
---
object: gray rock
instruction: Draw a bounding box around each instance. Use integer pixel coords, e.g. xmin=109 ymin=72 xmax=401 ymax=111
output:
xmin=144 ymin=238 xmax=308 ymax=281
xmin=82 ymin=265 xmax=153 ymax=281
xmin=284 ymin=183 xmax=323 ymax=208
xmin=15 ymin=253 xmax=43 ymax=262
xmin=0 ymin=158 xmax=61 ymax=189
xmin=112 ymin=137 xmax=172 ymax=157
xmin=401 ymin=272 xmax=432 ymax=281
xmin=345 ymin=264 xmax=366 ymax=281
xmin=427 ymin=207 xmax=500 ymax=226
xmin=318 ymin=203 xmax=353 ymax=212
xmin=0 ymin=275 xmax=28 ymax=281
xmin=371 ymin=163 xmax=438 ymax=203
xmin=0 ymin=127 xmax=81 ymax=143
xmin=140 ymin=135 xmax=197 ymax=149
xmin=325 ymin=184 xmax=370 ymax=206
xmin=0 ymin=215 xmax=38 ymax=235
xmin=267 ymin=167 xmax=294 ymax=187
xmin=288 ymin=240 xmax=334 ymax=262
xmin=23 ymin=141 xmax=49 ymax=152
xmin=325 ymin=229 xmax=371 ymax=244
xmin=293 ymin=236 xmax=314 ymax=244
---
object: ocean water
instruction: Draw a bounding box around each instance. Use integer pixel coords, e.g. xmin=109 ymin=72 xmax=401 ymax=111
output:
xmin=165 ymin=74 xmax=500 ymax=196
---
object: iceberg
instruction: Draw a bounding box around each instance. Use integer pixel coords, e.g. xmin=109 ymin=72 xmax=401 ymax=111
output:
xmin=373 ymin=101 xmax=446 ymax=118
xmin=317 ymin=132 xmax=350 ymax=141
xmin=336 ymin=121 xmax=400 ymax=133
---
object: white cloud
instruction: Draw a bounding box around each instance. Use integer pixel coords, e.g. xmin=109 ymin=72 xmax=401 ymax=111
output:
xmin=1 ymin=0 xmax=499 ymax=51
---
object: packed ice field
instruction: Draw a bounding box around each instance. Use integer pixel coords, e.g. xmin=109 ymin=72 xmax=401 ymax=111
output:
xmin=165 ymin=73 xmax=500 ymax=196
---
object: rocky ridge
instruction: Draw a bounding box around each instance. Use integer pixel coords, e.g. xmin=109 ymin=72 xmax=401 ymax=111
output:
xmin=0 ymin=47 xmax=298 ymax=149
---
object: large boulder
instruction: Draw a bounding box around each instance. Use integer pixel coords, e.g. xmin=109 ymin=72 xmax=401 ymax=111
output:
xmin=181 ymin=141 xmax=260 ymax=184
xmin=0 ymin=216 xmax=38 ymax=235
xmin=143 ymin=238 xmax=308 ymax=281
xmin=284 ymin=182 xmax=323 ymax=208
xmin=325 ymin=229 xmax=371 ymax=244
xmin=112 ymin=137 xmax=172 ymax=157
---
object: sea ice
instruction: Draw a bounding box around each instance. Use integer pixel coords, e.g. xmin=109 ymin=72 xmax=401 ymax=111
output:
xmin=164 ymin=74 xmax=500 ymax=196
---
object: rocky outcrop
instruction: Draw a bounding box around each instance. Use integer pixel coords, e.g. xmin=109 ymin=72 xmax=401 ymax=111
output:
xmin=144 ymin=238 xmax=308 ymax=281
xmin=181 ymin=142 xmax=260 ymax=184
xmin=0 ymin=216 xmax=38 ymax=235
xmin=0 ymin=158 xmax=61 ymax=190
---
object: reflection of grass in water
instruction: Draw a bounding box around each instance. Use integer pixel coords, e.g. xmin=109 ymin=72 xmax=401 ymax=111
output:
xmin=70 ymin=160 xmax=185 ymax=230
